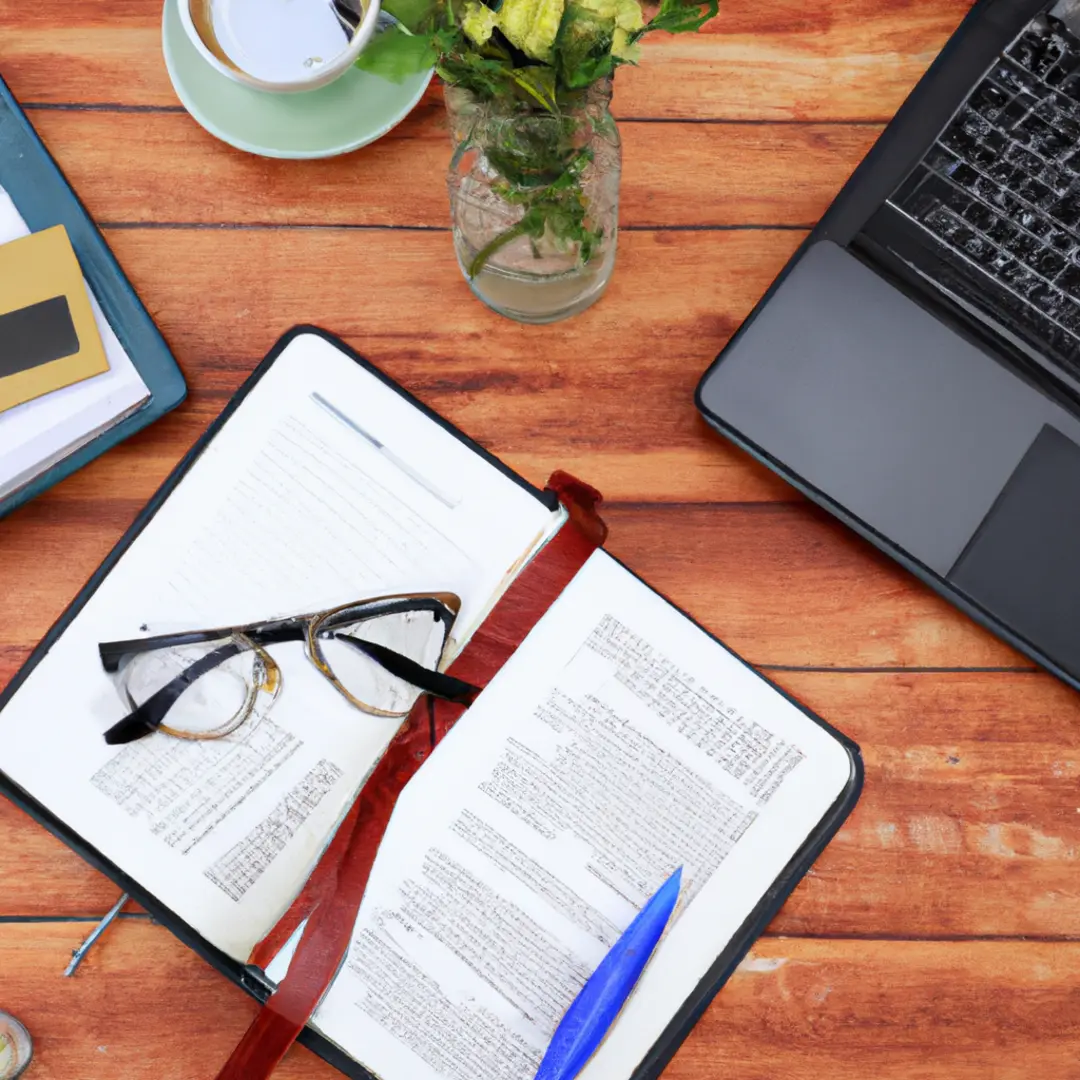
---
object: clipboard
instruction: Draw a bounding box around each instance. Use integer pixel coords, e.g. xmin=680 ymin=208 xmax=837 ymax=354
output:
xmin=0 ymin=327 xmax=862 ymax=1080
xmin=0 ymin=73 xmax=186 ymax=518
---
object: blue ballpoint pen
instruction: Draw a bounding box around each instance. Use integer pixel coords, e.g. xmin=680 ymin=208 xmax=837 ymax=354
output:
xmin=534 ymin=866 xmax=683 ymax=1080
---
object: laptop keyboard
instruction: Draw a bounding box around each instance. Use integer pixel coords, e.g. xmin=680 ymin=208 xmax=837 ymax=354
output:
xmin=888 ymin=14 xmax=1080 ymax=375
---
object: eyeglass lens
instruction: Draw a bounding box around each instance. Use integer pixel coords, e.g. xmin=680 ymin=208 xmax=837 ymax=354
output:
xmin=115 ymin=605 xmax=450 ymax=739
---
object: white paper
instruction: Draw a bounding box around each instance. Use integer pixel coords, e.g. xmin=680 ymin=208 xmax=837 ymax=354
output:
xmin=0 ymin=331 xmax=560 ymax=960
xmin=0 ymin=185 xmax=150 ymax=498
xmin=307 ymin=551 xmax=854 ymax=1080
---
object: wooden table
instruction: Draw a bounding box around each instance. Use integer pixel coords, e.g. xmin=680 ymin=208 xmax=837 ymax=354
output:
xmin=3 ymin=1 xmax=1079 ymax=1076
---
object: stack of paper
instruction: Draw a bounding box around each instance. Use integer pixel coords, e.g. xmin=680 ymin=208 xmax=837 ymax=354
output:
xmin=0 ymin=186 xmax=150 ymax=502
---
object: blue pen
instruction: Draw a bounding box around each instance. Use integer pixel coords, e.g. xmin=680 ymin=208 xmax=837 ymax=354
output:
xmin=534 ymin=866 xmax=683 ymax=1080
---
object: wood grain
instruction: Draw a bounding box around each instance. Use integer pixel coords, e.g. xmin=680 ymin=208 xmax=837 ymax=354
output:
xmin=3 ymin=227 xmax=813 ymax=508
xmin=0 ymin=921 xmax=339 ymax=1080
xmin=776 ymin=671 xmax=1080 ymax=939
xmin=25 ymin=108 xmax=881 ymax=229
xmin=605 ymin=504 xmax=1023 ymax=669
xmin=0 ymin=0 xmax=971 ymax=119
xmin=2 ymin=923 xmax=1077 ymax=1079
xmin=6 ymin=225 xmax=802 ymax=507
xmin=6 ymin=0 xmax=1080 ymax=1077
xmin=99 ymin=227 xmax=793 ymax=385
xmin=671 ymin=937 xmax=1080 ymax=1079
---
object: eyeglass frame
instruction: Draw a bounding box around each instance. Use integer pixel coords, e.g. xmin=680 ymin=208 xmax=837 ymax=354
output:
xmin=97 ymin=592 xmax=480 ymax=745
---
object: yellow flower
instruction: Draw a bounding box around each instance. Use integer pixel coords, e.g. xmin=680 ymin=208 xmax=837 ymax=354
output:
xmin=497 ymin=0 xmax=567 ymax=60
xmin=571 ymin=0 xmax=643 ymax=31
xmin=462 ymin=0 xmax=498 ymax=44
xmin=612 ymin=25 xmax=641 ymax=61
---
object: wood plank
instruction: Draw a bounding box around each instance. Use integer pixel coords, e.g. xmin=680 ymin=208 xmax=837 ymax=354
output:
xmin=8 ymin=672 xmax=1079 ymax=938
xmin=101 ymin=226 xmax=792 ymax=380
xmin=0 ymin=0 xmax=972 ymax=120
xmin=1 ymin=924 xmax=1076 ymax=1078
xmin=23 ymin=226 xmax=801 ymax=473
xmin=767 ymin=670 xmax=1080 ymax=939
xmin=0 ymin=921 xmax=338 ymax=1080
xmin=0 ymin=501 xmax=1022 ymax=671
xmin=0 ymin=227 xmax=808 ymax=507
xmin=673 ymin=938 xmax=1080 ymax=1079
xmin=605 ymin=505 xmax=1022 ymax=669
xmin=25 ymin=109 xmax=881 ymax=229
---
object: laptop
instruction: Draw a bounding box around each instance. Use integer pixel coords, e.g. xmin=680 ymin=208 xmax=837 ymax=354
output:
xmin=696 ymin=0 xmax=1080 ymax=689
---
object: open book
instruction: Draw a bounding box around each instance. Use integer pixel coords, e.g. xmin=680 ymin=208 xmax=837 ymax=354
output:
xmin=0 ymin=329 xmax=860 ymax=1080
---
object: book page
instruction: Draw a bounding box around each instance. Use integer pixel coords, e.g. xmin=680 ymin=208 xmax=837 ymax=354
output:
xmin=303 ymin=550 xmax=854 ymax=1080
xmin=0 ymin=331 xmax=560 ymax=961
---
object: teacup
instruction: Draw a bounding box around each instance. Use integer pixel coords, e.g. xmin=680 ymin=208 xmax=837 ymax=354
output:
xmin=180 ymin=0 xmax=383 ymax=93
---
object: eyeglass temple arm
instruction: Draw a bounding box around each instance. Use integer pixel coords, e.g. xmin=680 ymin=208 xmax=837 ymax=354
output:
xmin=335 ymin=637 xmax=478 ymax=705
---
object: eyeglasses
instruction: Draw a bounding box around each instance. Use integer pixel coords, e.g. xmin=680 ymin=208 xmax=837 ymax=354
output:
xmin=97 ymin=593 xmax=479 ymax=745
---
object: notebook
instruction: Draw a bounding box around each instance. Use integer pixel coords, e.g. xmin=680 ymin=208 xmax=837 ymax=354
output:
xmin=0 ymin=328 xmax=862 ymax=1080
xmin=0 ymin=73 xmax=186 ymax=515
xmin=0 ymin=193 xmax=149 ymax=499
xmin=0 ymin=225 xmax=111 ymax=413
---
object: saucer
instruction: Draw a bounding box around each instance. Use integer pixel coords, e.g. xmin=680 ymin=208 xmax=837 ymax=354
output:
xmin=162 ymin=0 xmax=434 ymax=159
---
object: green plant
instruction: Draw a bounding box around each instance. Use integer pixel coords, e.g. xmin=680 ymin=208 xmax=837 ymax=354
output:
xmin=359 ymin=0 xmax=718 ymax=275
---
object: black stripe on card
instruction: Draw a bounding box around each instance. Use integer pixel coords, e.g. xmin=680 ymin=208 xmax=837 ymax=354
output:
xmin=0 ymin=295 xmax=80 ymax=378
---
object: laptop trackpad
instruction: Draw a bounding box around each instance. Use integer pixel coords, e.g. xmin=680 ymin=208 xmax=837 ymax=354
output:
xmin=949 ymin=425 xmax=1080 ymax=678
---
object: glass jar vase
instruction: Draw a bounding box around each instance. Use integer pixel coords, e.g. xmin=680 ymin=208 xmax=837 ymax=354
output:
xmin=445 ymin=81 xmax=622 ymax=324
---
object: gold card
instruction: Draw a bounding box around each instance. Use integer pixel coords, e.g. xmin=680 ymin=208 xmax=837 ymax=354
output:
xmin=0 ymin=224 xmax=109 ymax=413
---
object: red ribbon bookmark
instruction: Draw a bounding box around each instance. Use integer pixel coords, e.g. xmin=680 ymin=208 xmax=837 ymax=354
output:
xmin=214 ymin=472 xmax=606 ymax=1080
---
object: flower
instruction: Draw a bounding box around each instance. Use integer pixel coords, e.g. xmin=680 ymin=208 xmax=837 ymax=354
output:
xmin=357 ymin=0 xmax=721 ymax=279
xmin=573 ymin=0 xmax=644 ymax=32
xmin=364 ymin=0 xmax=719 ymax=94
xmin=462 ymin=0 xmax=498 ymax=44
xmin=612 ymin=27 xmax=640 ymax=61
xmin=496 ymin=0 xmax=567 ymax=61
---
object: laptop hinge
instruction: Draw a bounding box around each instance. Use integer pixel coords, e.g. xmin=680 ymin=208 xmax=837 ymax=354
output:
xmin=1051 ymin=0 xmax=1080 ymax=37
xmin=852 ymin=210 xmax=1080 ymax=419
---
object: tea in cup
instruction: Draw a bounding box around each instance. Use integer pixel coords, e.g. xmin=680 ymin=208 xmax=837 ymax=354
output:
xmin=180 ymin=0 xmax=382 ymax=92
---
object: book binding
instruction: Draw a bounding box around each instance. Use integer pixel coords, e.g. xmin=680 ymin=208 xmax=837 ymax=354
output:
xmin=216 ymin=471 xmax=608 ymax=1080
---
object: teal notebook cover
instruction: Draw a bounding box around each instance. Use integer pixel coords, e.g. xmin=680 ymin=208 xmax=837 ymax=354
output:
xmin=0 ymin=74 xmax=186 ymax=517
